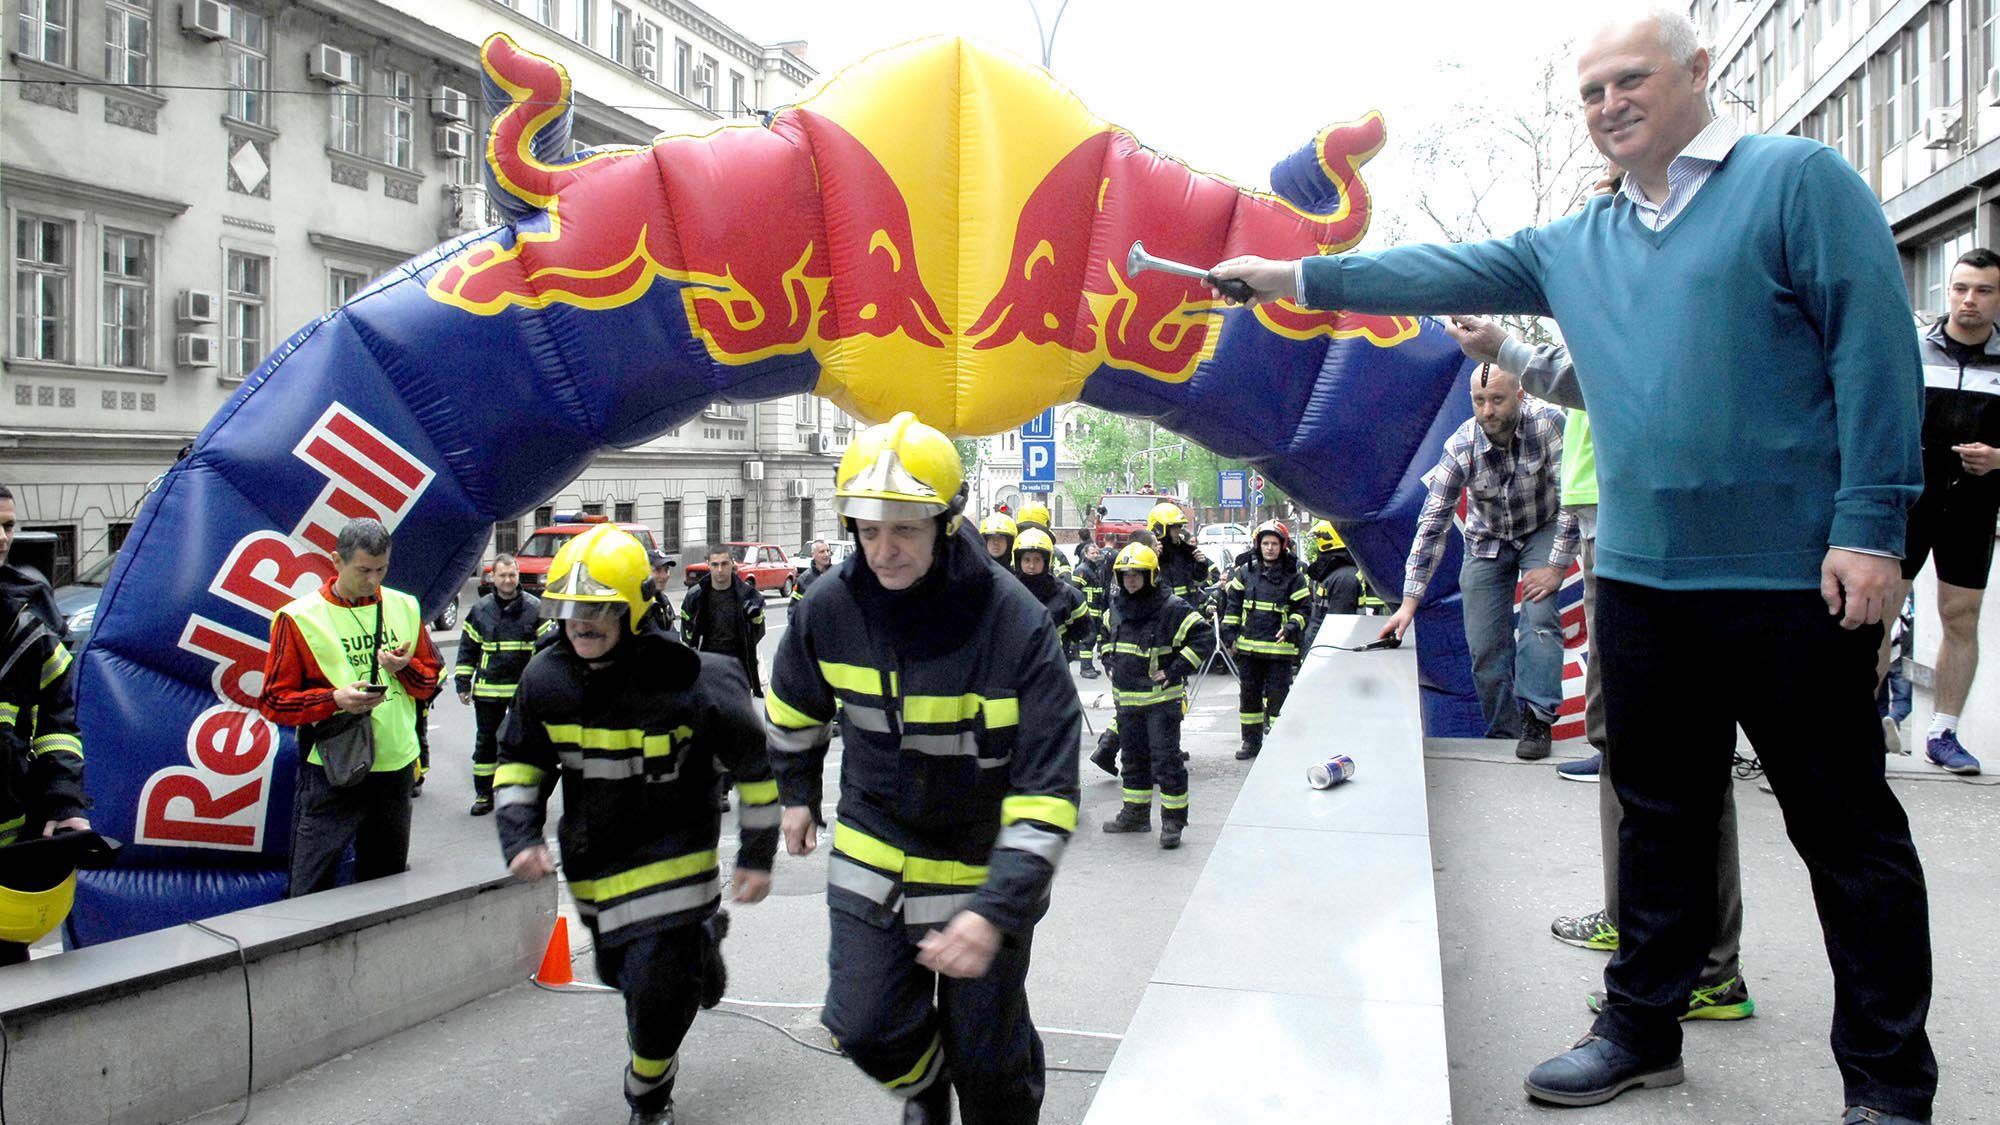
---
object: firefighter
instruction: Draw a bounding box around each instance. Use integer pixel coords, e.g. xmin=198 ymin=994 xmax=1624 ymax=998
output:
xmin=1073 ymin=541 xmax=1109 ymax=680
xmin=1012 ymin=503 xmax=1073 ymax=579
xmin=793 ymin=538 xmax=836 ymax=603
xmin=1012 ymin=528 xmax=1091 ymax=653
xmin=1098 ymin=543 xmax=1213 ymax=848
xmin=765 ymin=412 xmax=1080 ymax=1125
xmin=1221 ymin=521 xmax=1310 ymax=760
xmin=979 ymin=511 xmax=1017 ymax=565
xmin=496 ymin=524 xmax=778 ymax=1125
xmin=454 ymin=552 xmax=544 ymax=817
xmin=1147 ymin=502 xmax=1218 ymax=615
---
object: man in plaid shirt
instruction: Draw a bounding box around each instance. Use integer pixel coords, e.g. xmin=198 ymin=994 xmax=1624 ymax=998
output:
xmin=1380 ymin=362 xmax=1578 ymax=759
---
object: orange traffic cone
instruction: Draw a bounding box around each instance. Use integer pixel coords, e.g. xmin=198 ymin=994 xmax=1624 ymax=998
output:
xmin=535 ymin=917 xmax=574 ymax=987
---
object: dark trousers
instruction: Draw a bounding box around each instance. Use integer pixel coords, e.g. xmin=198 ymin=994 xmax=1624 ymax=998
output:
xmin=287 ymin=760 xmax=414 ymax=897
xmin=472 ymin=699 xmax=510 ymax=798
xmin=595 ymin=925 xmax=705 ymax=1113
xmin=1591 ymin=579 xmax=1935 ymax=1118
xmin=1116 ymin=701 xmax=1188 ymax=822
xmin=0 ymin=940 xmax=28 ymax=966
xmin=823 ymin=904 xmax=1044 ymax=1125
xmin=415 ymin=700 xmax=431 ymax=773
xmin=1237 ymin=654 xmax=1293 ymax=751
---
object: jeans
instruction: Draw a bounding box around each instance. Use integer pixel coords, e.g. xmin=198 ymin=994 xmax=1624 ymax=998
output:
xmin=1589 ymin=579 xmax=1935 ymax=1118
xmin=1457 ymin=520 xmax=1564 ymax=737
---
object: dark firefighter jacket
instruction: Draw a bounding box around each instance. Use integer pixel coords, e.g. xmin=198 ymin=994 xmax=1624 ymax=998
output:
xmin=0 ymin=570 xmax=85 ymax=846
xmin=453 ymin=591 xmax=546 ymax=700
xmin=496 ymin=625 xmax=778 ymax=946
xmin=1015 ymin=567 xmax=1090 ymax=649
xmin=764 ymin=522 xmax=1081 ymax=937
xmin=1157 ymin=540 xmax=1219 ymax=612
xmin=1100 ymin=582 xmax=1213 ymax=709
xmin=1221 ymin=549 xmax=1310 ymax=660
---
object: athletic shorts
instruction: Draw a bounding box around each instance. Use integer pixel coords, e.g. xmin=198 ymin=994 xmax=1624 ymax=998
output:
xmin=1902 ymin=474 xmax=2000 ymax=588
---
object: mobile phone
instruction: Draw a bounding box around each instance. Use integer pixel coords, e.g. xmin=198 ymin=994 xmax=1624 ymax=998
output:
xmin=360 ymin=682 xmax=388 ymax=695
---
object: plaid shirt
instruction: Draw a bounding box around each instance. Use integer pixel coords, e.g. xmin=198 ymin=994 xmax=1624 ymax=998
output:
xmin=1404 ymin=399 xmax=1579 ymax=601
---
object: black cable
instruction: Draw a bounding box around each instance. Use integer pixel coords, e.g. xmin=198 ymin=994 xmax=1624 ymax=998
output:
xmin=1 ymin=1006 xmax=10 ymax=1125
xmin=1310 ymin=635 xmax=1402 ymax=653
xmin=186 ymin=921 xmax=254 ymax=1125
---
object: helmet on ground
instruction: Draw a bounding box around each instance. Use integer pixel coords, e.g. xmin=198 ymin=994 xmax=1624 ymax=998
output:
xmin=0 ymin=870 xmax=74 ymax=945
xmin=835 ymin=412 xmax=967 ymax=532
xmin=1014 ymin=528 xmax=1055 ymax=560
xmin=1255 ymin=519 xmax=1292 ymax=552
xmin=1113 ymin=542 xmax=1160 ymax=586
xmin=1017 ymin=502 xmax=1052 ymax=529
xmin=1147 ymin=502 xmax=1188 ymax=539
xmin=1311 ymin=519 xmax=1342 ymax=551
xmin=979 ymin=512 xmax=1018 ymax=540
xmin=540 ymin=524 xmax=650 ymax=632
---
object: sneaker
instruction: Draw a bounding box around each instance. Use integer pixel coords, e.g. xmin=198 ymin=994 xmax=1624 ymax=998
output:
xmin=1516 ymin=708 xmax=1553 ymax=760
xmin=1550 ymin=908 xmax=1618 ymax=951
xmin=1926 ymin=730 xmax=1982 ymax=775
xmin=1584 ymin=976 xmax=1755 ymax=1021
xmin=1881 ymin=715 xmax=1906 ymax=755
xmin=1557 ymin=753 xmax=1601 ymax=782
xmin=469 ymin=795 xmax=494 ymax=817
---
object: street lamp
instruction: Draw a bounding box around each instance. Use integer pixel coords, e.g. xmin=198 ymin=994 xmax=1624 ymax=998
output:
xmin=1027 ymin=0 xmax=1072 ymax=69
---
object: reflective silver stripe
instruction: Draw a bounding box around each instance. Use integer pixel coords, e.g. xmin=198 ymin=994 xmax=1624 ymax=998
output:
xmin=844 ymin=704 xmax=893 ymax=733
xmin=766 ymin=716 xmax=829 ymax=751
xmin=828 ymin=856 xmax=900 ymax=906
xmin=979 ymin=756 xmax=1011 ymax=771
xmin=556 ymin=750 xmax=681 ymax=782
xmin=1924 ymin=363 xmax=2000 ymax=396
xmin=589 ymin=878 xmax=721 ymax=934
xmin=891 ymin=1036 xmax=946 ymax=1098
xmin=493 ymin=786 xmax=541 ymax=807
xmin=626 ymin=1056 xmax=679 ymax=1097
xmin=737 ymin=802 xmax=781 ymax=829
xmin=902 ymin=892 xmax=976 ymax=927
xmin=995 ymin=821 xmax=1068 ymax=866
xmin=901 ymin=731 xmax=978 ymax=757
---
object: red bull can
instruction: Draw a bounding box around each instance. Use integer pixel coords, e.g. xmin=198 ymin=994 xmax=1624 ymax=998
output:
xmin=1306 ymin=754 xmax=1356 ymax=789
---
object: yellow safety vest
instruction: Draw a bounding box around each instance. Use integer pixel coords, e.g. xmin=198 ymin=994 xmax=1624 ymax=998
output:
xmin=281 ymin=587 xmax=425 ymax=772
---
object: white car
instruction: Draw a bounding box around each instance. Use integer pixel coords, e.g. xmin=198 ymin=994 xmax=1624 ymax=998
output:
xmin=1195 ymin=522 xmax=1251 ymax=560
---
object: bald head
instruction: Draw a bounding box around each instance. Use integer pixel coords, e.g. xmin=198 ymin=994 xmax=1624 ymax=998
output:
xmin=1469 ymin=364 xmax=1524 ymax=444
xmin=1577 ymin=5 xmax=1712 ymax=201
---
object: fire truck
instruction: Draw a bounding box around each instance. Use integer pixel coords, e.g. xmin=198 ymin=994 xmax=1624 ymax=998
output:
xmin=1089 ymin=488 xmax=1189 ymax=546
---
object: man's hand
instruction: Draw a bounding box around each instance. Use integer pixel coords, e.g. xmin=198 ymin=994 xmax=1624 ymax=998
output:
xmin=1520 ymin=566 xmax=1563 ymax=603
xmin=1379 ymin=600 xmax=1417 ymax=641
xmin=41 ymin=816 xmax=90 ymax=837
xmin=1954 ymin=442 xmax=2000 ymax=475
xmin=731 ymin=868 xmax=773 ymax=904
xmin=332 ymin=682 xmax=385 ymax=714
xmin=377 ymin=641 xmax=413 ymax=674
xmin=916 ymin=910 xmax=1002 ymax=979
xmin=458 ymin=690 xmax=473 ymax=705
xmin=508 ymin=845 xmax=555 ymax=882
xmin=1443 ymin=316 xmax=1508 ymax=365
xmin=1204 ymin=256 xmax=1300 ymax=307
xmin=1822 ymin=548 xmax=1900 ymax=629
xmin=1150 ymin=668 xmax=1169 ymax=684
xmin=781 ymin=806 xmax=819 ymax=856
xmin=1592 ymin=162 xmax=1625 ymax=197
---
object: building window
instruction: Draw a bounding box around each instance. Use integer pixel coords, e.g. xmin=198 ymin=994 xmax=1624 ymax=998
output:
xmin=580 ymin=501 xmax=604 ymax=516
xmin=107 ymin=520 xmax=133 ymax=552
xmin=674 ymin=39 xmax=691 ymax=93
xmin=731 ymin=71 xmax=746 ymax=115
xmin=614 ymin=500 xmax=635 ymax=523
xmin=1916 ymin=226 xmax=1978 ymax=316
xmin=383 ymin=68 xmax=416 ymax=169
xmin=730 ymin=497 xmax=745 ymax=539
xmin=796 ymin=394 xmax=815 ymax=424
xmin=662 ymin=499 xmax=682 ymax=552
xmin=1938 ymin=0 xmax=1964 ymax=109
xmin=1980 ymin=0 xmax=2000 ymax=84
xmin=699 ymin=54 xmax=718 ymax=109
xmin=18 ymin=0 xmax=70 ymax=66
xmin=14 ymin=214 xmax=73 ymax=363
xmin=575 ymin=0 xmax=593 ymax=47
xmin=26 ymin=524 xmax=77 ymax=586
xmin=224 ymin=251 xmax=268 ymax=380
xmin=102 ymin=229 xmax=152 ymax=369
xmin=609 ymin=2 xmax=629 ymax=63
xmin=537 ymin=0 xmax=556 ymax=25
xmin=493 ymin=518 xmax=520 ymax=555
xmin=104 ymin=0 xmax=151 ymax=85
xmin=799 ymin=498 xmax=814 ymax=543
xmin=328 ymin=267 xmax=367 ymax=311
xmin=329 ymin=83 xmax=363 ymax=154
xmin=705 ymin=497 xmax=722 ymax=541
xmin=535 ymin=504 xmax=554 ymax=527
xmin=223 ymin=7 xmax=268 ymax=126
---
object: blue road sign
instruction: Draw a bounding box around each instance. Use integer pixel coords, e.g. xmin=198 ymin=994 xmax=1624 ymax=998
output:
xmin=1251 ymin=487 xmax=1265 ymax=506
xmin=1021 ymin=408 xmax=1055 ymax=440
xmin=1218 ymin=469 xmax=1247 ymax=507
xmin=1022 ymin=438 xmax=1057 ymax=486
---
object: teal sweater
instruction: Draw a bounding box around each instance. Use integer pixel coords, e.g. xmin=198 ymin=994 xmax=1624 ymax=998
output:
xmin=1302 ymin=135 xmax=1922 ymax=591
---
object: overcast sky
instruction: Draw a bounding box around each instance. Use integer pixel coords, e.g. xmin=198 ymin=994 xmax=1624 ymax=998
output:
xmin=703 ymin=0 xmax=1614 ymax=248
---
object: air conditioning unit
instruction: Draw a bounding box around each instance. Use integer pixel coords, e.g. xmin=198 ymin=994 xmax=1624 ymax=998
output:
xmin=693 ymin=60 xmax=716 ymax=88
xmin=181 ymin=0 xmax=228 ymax=40
xmin=811 ymin=432 xmax=833 ymax=454
xmin=786 ymin=479 xmax=812 ymax=500
xmin=1924 ymin=107 xmax=1965 ymax=150
xmin=177 ymin=333 xmax=218 ymax=368
xmin=177 ymin=289 xmax=219 ymax=324
xmin=434 ymin=125 xmax=471 ymax=159
xmin=309 ymin=44 xmax=359 ymax=86
xmin=742 ymin=460 xmax=765 ymax=481
xmin=432 ymin=86 xmax=471 ymax=122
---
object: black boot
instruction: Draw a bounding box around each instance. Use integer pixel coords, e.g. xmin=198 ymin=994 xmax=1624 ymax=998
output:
xmin=628 ymin=1102 xmax=675 ymax=1125
xmin=1516 ymin=707 xmax=1553 ymax=761
xmin=902 ymin=1077 xmax=952 ymax=1124
xmin=699 ymin=910 xmax=730 ymax=1009
xmin=1101 ymin=803 xmax=1152 ymax=833
xmin=1160 ymin=814 xmax=1185 ymax=850
xmin=469 ymin=793 xmax=494 ymax=817
xmin=1078 ymin=661 xmax=1100 ymax=679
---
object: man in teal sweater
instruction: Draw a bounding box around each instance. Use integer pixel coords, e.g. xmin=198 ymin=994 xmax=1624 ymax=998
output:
xmin=1214 ymin=10 xmax=1932 ymax=1124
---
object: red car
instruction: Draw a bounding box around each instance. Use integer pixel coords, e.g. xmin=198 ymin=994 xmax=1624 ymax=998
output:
xmin=485 ymin=514 xmax=661 ymax=596
xmin=683 ymin=542 xmax=795 ymax=595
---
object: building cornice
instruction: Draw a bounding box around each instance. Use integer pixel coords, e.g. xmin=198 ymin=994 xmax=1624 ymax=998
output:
xmin=0 ymin=165 xmax=192 ymax=219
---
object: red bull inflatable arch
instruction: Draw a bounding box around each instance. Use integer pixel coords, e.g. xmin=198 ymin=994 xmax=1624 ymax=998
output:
xmin=71 ymin=35 xmax=1486 ymax=943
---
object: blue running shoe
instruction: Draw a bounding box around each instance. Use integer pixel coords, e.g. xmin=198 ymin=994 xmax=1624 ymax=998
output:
xmin=1926 ymin=731 xmax=1982 ymax=776
xmin=1557 ymin=753 xmax=1601 ymax=782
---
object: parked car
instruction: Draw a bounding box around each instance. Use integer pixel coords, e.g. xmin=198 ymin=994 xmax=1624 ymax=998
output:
xmin=791 ymin=540 xmax=855 ymax=579
xmin=1195 ymin=522 xmax=1251 ymax=560
xmin=683 ymin=542 xmax=796 ymax=595
xmin=52 ymin=549 xmax=115 ymax=653
xmin=492 ymin=514 xmax=661 ymax=597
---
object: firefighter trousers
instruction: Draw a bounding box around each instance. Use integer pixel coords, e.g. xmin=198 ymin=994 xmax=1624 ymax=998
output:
xmin=1238 ymin=655 xmax=1293 ymax=751
xmin=1116 ymin=701 xmax=1188 ymax=823
xmin=822 ymin=903 xmax=1046 ymax=1124
xmin=594 ymin=923 xmax=706 ymax=1113
xmin=471 ymin=699 xmax=509 ymax=798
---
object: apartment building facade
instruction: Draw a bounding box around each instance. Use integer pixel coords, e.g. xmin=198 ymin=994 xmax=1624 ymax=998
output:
xmin=2 ymin=0 xmax=841 ymax=584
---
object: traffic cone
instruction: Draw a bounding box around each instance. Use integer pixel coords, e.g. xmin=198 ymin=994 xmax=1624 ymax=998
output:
xmin=534 ymin=917 xmax=574 ymax=987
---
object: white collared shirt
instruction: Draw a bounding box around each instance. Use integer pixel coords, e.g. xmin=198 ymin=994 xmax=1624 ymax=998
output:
xmin=1620 ymin=115 xmax=1742 ymax=230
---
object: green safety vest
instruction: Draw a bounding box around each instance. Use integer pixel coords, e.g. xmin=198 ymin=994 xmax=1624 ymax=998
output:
xmin=281 ymin=587 xmax=425 ymax=772
xmin=1561 ymin=409 xmax=1598 ymax=508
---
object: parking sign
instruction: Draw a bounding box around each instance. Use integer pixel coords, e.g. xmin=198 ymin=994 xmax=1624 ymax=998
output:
xmin=1022 ymin=438 xmax=1057 ymax=486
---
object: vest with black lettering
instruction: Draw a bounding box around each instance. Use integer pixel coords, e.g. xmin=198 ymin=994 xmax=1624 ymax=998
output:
xmin=282 ymin=588 xmax=424 ymax=771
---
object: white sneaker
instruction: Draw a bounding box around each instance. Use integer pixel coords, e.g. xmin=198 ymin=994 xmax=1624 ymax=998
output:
xmin=1881 ymin=715 xmax=1906 ymax=755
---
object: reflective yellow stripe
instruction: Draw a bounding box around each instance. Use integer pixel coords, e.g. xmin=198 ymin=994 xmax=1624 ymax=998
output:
xmin=462 ymin=623 xmax=486 ymax=643
xmin=485 ymin=640 xmax=537 ymax=650
xmin=765 ymin=691 xmax=823 ymax=731
xmin=981 ymin=697 xmax=1019 ymax=728
xmin=494 ymin=762 xmax=546 ymax=788
xmin=819 ymin=661 xmax=893 ymax=696
xmin=568 ymin=849 xmax=718 ymax=903
xmin=886 ymin=1034 xmax=942 ymax=1090
xmin=632 ymin=1052 xmax=674 ymax=1079
xmin=1001 ymin=795 xmax=1076 ymax=832
xmin=39 ymin=644 xmax=71 ymax=689
xmin=902 ymin=694 xmax=981 ymax=724
xmin=1115 ymin=686 xmax=1182 ymax=707
xmin=1237 ymin=638 xmax=1296 ymax=655
xmin=31 ymin=733 xmax=82 ymax=759
xmin=0 ymin=702 xmax=18 ymax=726
xmin=471 ymin=682 xmax=519 ymax=698
xmin=543 ymin=724 xmax=679 ymax=757
xmin=736 ymin=779 xmax=778 ymax=804
xmin=833 ymin=823 xmax=987 ymax=886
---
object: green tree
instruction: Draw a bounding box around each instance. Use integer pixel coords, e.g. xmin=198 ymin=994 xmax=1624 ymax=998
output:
xmin=1060 ymin=407 xmax=1286 ymax=516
